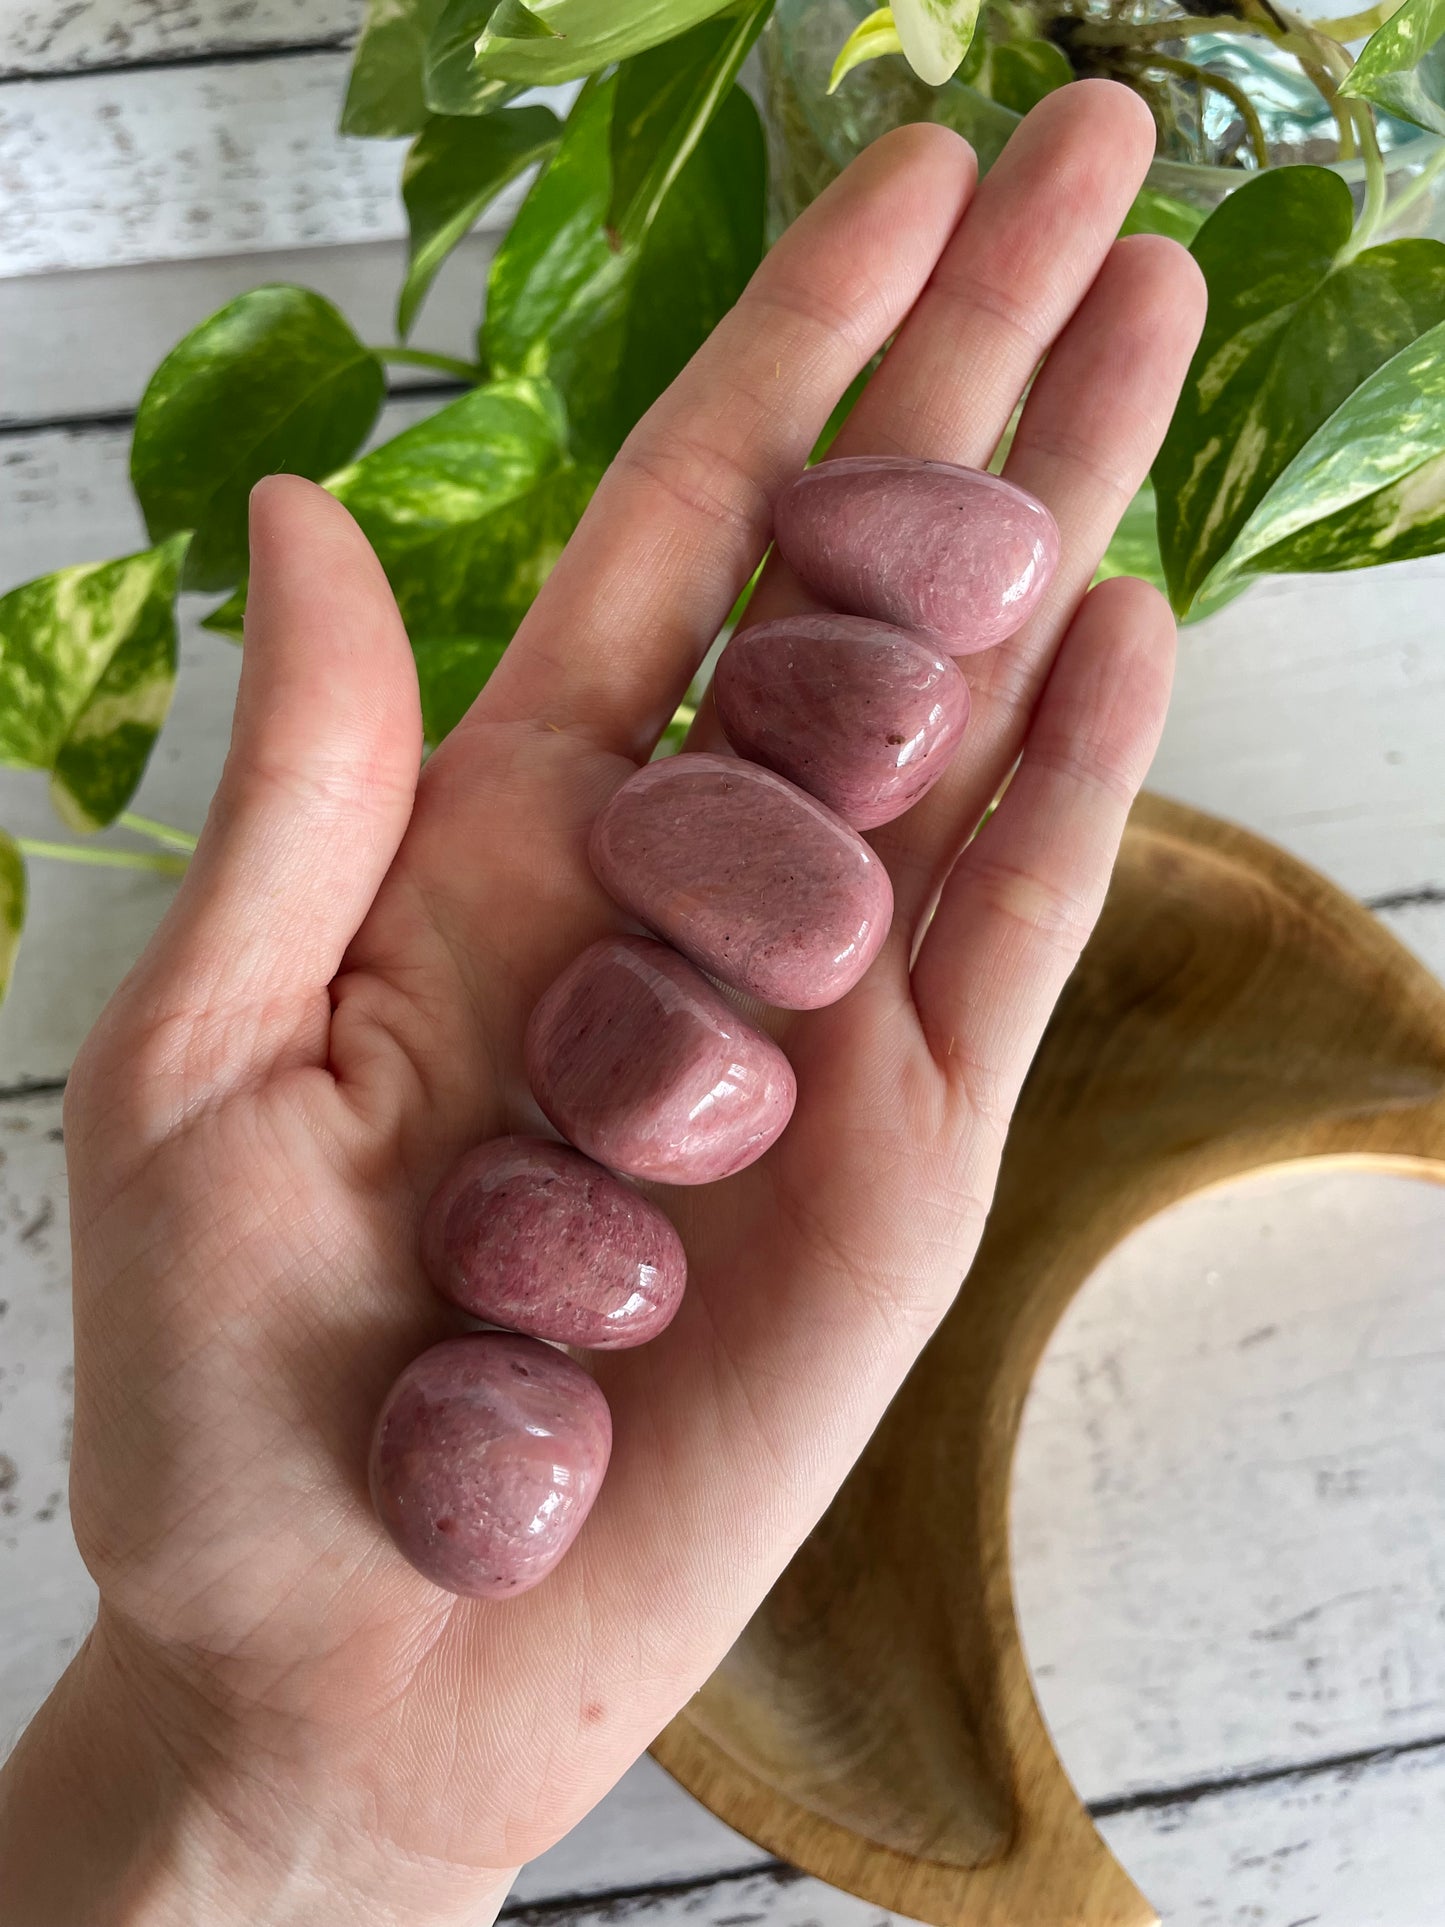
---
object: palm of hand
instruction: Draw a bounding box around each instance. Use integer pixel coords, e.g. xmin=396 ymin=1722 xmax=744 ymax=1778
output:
xmin=57 ymin=90 xmax=1203 ymax=1908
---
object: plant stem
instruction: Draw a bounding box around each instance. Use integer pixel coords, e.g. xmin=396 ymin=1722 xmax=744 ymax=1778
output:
xmin=1072 ymin=14 xmax=1272 ymax=46
xmin=18 ymin=839 xmax=189 ymax=877
xmin=1147 ymin=53 xmax=1271 ymax=166
xmin=1380 ymin=143 xmax=1445 ymax=230
xmin=1339 ymin=97 xmax=1390 ymax=254
xmin=1312 ymin=0 xmax=1402 ymax=39
xmin=371 ymin=346 xmax=486 ymax=384
xmin=117 ymin=810 xmax=198 ymax=854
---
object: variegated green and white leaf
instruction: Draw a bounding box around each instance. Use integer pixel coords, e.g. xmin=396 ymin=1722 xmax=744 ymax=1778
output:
xmin=0 ymin=831 xmax=25 ymax=1009
xmin=1339 ymin=0 xmax=1445 ymax=140
xmin=1225 ymin=318 xmax=1445 ymax=575
xmin=425 ymin=0 xmax=738 ymax=110
xmin=132 ymin=287 xmax=385 ymax=593
xmin=0 ymin=537 xmax=188 ymax=813
xmin=412 ymin=635 xmax=509 ymax=743
xmin=49 ymin=536 xmax=189 ymax=833
xmin=1154 ymin=165 xmax=1445 ymax=613
xmin=828 ymin=8 xmax=904 ymax=92
xmin=326 ymin=377 xmax=588 ymax=638
xmin=893 ymin=0 xmax=983 ymax=85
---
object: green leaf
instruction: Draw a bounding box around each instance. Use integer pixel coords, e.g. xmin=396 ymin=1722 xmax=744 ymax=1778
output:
xmin=828 ymin=8 xmax=905 ymax=92
xmin=1339 ymin=0 xmax=1445 ymax=139
xmin=50 ymin=536 xmax=189 ymax=832
xmin=486 ymin=74 xmax=765 ymax=462
xmin=413 ymin=634 xmax=509 ymax=742
xmin=1094 ymin=480 xmax=1246 ymax=621
xmin=892 ymin=0 xmax=983 ymax=85
xmin=1154 ymin=166 xmax=1445 ymax=612
xmin=1221 ymin=317 xmax=1445 ymax=574
xmin=201 ymin=585 xmax=247 ymax=640
xmin=342 ymin=0 xmax=451 ymax=136
xmin=0 ymin=538 xmax=187 ymax=818
xmin=132 ymin=287 xmax=385 ymax=593
xmin=986 ymin=36 xmax=1072 ymax=115
xmin=327 ymin=376 xmax=589 ymax=636
xmin=399 ymin=105 xmax=560 ymax=337
xmin=608 ymin=0 xmax=770 ymax=244
xmin=426 ymin=0 xmax=739 ymax=106
xmin=1120 ymin=184 xmax=1205 ymax=247
xmin=0 ymin=831 xmax=25 ymax=1010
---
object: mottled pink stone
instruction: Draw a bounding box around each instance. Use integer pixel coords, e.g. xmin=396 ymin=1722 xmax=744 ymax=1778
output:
xmin=421 ymin=1136 xmax=686 ymax=1349
xmin=369 ymin=1333 xmax=611 ymax=1599
xmin=589 ymin=754 xmax=893 ymax=1010
xmin=773 ymin=456 xmax=1060 ymax=655
xmin=525 ymin=935 xmax=796 ymax=1184
xmin=713 ymin=613 xmax=970 ymax=830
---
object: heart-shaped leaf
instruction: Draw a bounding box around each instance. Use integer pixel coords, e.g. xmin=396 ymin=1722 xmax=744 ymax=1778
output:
xmin=827 ymin=7 xmax=903 ymax=92
xmin=413 ymin=634 xmax=510 ymax=742
xmin=986 ymin=36 xmax=1072 ymax=115
xmin=0 ymin=831 xmax=25 ymax=1009
xmin=1154 ymin=165 xmax=1445 ymax=611
xmin=132 ymin=287 xmax=385 ymax=593
xmin=485 ymin=73 xmax=765 ymax=462
xmin=1220 ymin=316 xmax=1445 ymax=574
xmin=0 ymin=537 xmax=188 ymax=828
xmin=426 ymin=0 xmax=740 ymax=107
xmin=1339 ymin=0 xmax=1445 ymax=139
xmin=608 ymin=0 xmax=771 ymax=244
xmin=399 ymin=105 xmax=561 ymax=337
xmin=326 ymin=376 xmax=589 ymax=637
xmin=342 ymin=0 xmax=454 ymax=136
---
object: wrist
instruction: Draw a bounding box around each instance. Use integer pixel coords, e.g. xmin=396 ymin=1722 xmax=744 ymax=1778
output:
xmin=0 ymin=1614 xmax=515 ymax=1927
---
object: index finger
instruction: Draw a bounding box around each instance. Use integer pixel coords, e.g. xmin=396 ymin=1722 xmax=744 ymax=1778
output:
xmin=472 ymin=122 xmax=977 ymax=761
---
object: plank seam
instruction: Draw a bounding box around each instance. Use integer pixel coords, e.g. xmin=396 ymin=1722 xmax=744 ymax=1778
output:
xmin=0 ymin=381 xmax=469 ymax=443
xmin=1088 ymin=1729 xmax=1445 ymax=1819
xmin=0 ymin=1078 xmax=67 ymax=1105
xmin=1368 ymin=884 xmax=1445 ymax=911
xmin=0 ymin=41 xmax=355 ymax=90
xmin=501 ymin=1861 xmax=789 ymax=1922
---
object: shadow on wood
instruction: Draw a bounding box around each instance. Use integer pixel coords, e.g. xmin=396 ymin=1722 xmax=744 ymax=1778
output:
xmin=653 ymin=793 xmax=1445 ymax=1927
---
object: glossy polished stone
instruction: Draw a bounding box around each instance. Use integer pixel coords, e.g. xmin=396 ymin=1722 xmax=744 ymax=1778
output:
xmin=774 ymin=455 xmax=1059 ymax=655
xmin=714 ymin=613 xmax=970 ymax=830
xmin=422 ymin=1136 xmax=686 ymax=1349
xmin=589 ymin=753 xmax=893 ymax=1009
xmin=369 ymin=1334 xmax=611 ymax=1599
xmin=525 ymin=935 xmax=796 ymax=1184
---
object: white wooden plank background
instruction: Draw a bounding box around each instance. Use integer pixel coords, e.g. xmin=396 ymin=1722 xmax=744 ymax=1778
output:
xmin=2 ymin=9 xmax=1443 ymax=1925
xmin=1 ymin=1 xmax=362 ymax=78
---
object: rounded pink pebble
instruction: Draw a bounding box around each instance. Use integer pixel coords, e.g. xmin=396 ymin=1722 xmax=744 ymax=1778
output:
xmin=773 ymin=455 xmax=1059 ymax=655
xmin=525 ymin=935 xmax=796 ymax=1184
xmin=369 ymin=1333 xmax=611 ymax=1599
xmin=713 ymin=613 xmax=970 ymax=830
xmin=589 ymin=753 xmax=893 ymax=1010
xmin=422 ymin=1136 xmax=685 ymax=1349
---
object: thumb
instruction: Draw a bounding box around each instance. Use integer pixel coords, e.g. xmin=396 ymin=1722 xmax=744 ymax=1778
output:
xmin=101 ymin=477 xmax=422 ymax=1096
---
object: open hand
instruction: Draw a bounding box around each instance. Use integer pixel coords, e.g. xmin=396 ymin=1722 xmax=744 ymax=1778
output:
xmin=0 ymin=82 xmax=1204 ymax=1927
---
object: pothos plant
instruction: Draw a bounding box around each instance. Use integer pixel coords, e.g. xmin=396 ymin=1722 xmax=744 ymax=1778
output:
xmin=1 ymin=0 xmax=1444 ymax=1011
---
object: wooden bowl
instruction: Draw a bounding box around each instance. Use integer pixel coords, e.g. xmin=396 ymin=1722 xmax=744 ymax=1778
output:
xmin=653 ymin=793 xmax=1445 ymax=1927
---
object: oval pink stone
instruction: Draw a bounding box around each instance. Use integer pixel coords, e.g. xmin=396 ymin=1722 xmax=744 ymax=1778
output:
xmin=774 ymin=456 xmax=1059 ymax=654
xmin=421 ymin=1136 xmax=685 ymax=1349
xmin=714 ymin=614 xmax=970 ymax=830
xmin=589 ymin=753 xmax=893 ymax=1010
xmin=525 ymin=935 xmax=796 ymax=1184
xmin=369 ymin=1333 xmax=611 ymax=1599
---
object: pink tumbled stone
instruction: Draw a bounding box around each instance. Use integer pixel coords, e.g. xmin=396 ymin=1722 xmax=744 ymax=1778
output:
xmin=589 ymin=753 xmax=893 ymax=1010
xmin=525 ymin=935 xmax=796 ymax=1184
xmin=774 ymin=455 xmax=1059 ymax=655
xmin=422 ymin=1136 xmax=685 ymax=1349
xmin=714 ymin=614 xmax=970 ymax=830
xmin=369 ymin=1333 xmax=611 ymax=1599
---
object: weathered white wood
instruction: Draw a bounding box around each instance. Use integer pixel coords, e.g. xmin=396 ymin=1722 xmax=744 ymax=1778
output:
xmin=0 ymin=236 xmax=496 ymax=427
xmin=1014 ymin=1165 xmax=1445 ymax=1800
xmin=0 ymin=1 xmax=360 ymax=79
xmin=0 ymin=1094 xmax=94 ymax=1751
xmin=0 ymin=55 xmax=407 ymax=279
